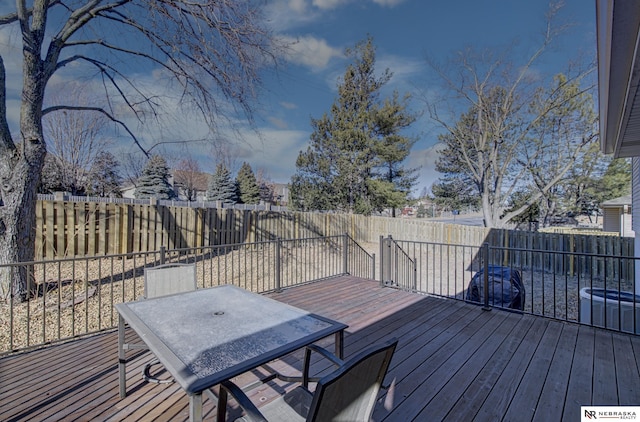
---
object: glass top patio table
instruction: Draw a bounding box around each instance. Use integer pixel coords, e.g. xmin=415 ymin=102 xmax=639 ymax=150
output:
xmin=116 ymin=284 xmax=347 ymax=421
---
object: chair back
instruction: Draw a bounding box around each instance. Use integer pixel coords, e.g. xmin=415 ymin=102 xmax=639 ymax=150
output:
xmin=307 ymin=338 xmax=397 ymax=422
xmin=144 ymin=263 xmax=197 ymax=299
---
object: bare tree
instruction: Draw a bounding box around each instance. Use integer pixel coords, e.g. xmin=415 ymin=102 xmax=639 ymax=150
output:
xmin=173 ymin=157 xmax=208 ymax=201
xmin=0 ymin=1 xmax=282 ymax=300
xmin=255 ymin=168 xmax=276 ymax=203
xmin=42 ymin=85 xmax=110 ymax=194
xmin=209 ymin=137 xmax=241 ymax=175
xmin=119 ymin=151 xmax=147 ymax=188
xmin=426 ymin=3 xmax=597 ymax=228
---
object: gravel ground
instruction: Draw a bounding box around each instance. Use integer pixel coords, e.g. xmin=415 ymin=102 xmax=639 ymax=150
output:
xmin=1 ymin=243 xmax=348 ymax=353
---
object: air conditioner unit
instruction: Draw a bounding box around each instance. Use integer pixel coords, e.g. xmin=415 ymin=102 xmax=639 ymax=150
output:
xmin=580 ymin=288 xmax=640 ymax=334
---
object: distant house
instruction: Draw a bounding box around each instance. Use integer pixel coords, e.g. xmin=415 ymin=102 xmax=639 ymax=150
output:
xmin=272 ymin=183 xmax=289 ymax=206
xmin=172 ymin=170 xmax=209 ymax=201
xmin=601 ymin=195 xmax=634 ymax=237
xmin=121 ymin=184 xmax=136 ymax=199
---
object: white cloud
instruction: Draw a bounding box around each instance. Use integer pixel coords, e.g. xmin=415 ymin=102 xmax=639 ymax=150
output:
xmin=266 ymin=0 xmax=320 ymax=31
xmin=268 ymin=116 xmax=289 ymax=129
xmin=371 ymin=0 xmax=407 ymax=7
xmin=311 ymin=0 xmax=347 ymax=10
xmin=267 ymin=0 xmax=406 ymax=31
xmin=409 ymin=143 xmax=444 ymax=192
xmin=232 ymin=128 xmax=309 ymax=182
xmin=313 ymin=0 xmax=407 ymax=9
xmin=281 ymin=35 xmax=343 ymax=70
xmin=378 ymin=55 xmax=423 ymax=80
xmin=280 ymin=101 xmax=298 ymax=110
xmin=376 ymin=54 xmax=423 ymax=94
xmin=287 ymin=0 xmax=307 ymax=13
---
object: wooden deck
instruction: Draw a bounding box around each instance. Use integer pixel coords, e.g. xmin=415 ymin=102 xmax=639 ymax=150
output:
xmin=1 ymin=275 xmax=639 ymax=421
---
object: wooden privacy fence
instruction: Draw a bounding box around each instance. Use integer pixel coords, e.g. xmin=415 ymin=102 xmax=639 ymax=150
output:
xmin=34 ymin=200 xmax=634 ymax=260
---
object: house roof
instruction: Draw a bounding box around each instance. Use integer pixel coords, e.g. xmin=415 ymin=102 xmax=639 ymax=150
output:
xmin=597 ymin=0 xmax=640 ymax=157
xmin=601 ymin=194 xmax=632 ymax=207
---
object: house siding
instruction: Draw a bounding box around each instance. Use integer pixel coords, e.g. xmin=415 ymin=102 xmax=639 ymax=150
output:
xmin=634 ymin=157 xmax=640 ymax=233
xmin=603 ymin=207 xmax=621 ymax=233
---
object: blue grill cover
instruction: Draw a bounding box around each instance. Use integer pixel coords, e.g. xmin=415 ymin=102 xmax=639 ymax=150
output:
xmin=466 ymin=266 xmax=525 ymax=311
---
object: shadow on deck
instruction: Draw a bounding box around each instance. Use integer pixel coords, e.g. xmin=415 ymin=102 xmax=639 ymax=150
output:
xmin=1 ymin=275 xmax=639 ymax=421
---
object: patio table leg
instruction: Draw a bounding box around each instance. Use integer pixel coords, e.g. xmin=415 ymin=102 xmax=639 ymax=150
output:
xmin=217 ymin=386 xmax=228 ymax=422
xmin=335 ymin=329 xmax=344 ymax=359
xmin=189 ymin=393 xmax=203 ymax=422
xmin=118 ymin=314 xmax=126 ymax=398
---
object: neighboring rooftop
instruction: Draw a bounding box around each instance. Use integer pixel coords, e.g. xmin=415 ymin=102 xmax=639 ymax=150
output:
xmin=601 ymin=194 xmax=632 ymax=207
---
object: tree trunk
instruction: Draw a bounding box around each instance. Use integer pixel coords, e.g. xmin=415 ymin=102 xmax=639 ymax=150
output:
xmin=0 ymin=46 xmax=47 ymax=301
xmin=0 ymin=161 xmax=42 ymax=301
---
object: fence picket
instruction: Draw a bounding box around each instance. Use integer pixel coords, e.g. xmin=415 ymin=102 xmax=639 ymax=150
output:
xmin=34 ymin=200 xmax=634 ymax=273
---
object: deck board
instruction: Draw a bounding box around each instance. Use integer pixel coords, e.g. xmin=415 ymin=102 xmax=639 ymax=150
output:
xmin=562 ymin=324 xmax=595 ymax=421
xmin=503 ymin=320 xmax=564 ymax=421
xmin=1 ymin=275 xmax=639 ymax=422
xmin=613 ymin=333 xmax=640 ymax=405
xmin=593 ymin=327 xmax=620 ymax=405
xmin=443 ymin=314 xmax=537 ymax=421
xmin=532 ymin=322 xmax=579 ymax=422
xmin=416 ymin=310 xmax=526 ymax=421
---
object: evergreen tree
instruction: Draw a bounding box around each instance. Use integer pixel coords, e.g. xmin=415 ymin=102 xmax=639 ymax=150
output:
xmin=207 ymin=164 xmax=237 ymax=204
xmin=290 ymin=37 xmax=416 ymax=215
xmin=431 ymin=175 xmax=479 ymax=212
xmin=134 ymin=155 xmax=176 ymax=199
xmin=236 ymin=162 xmax=260 ymax=204
xmin=372 ymin=92 xmax=418 ymax=216
xmin=85 ymin=151 xmax=122 ymax=197
xmin=559 ymin=141 xmax=608 ymax=219
xmin=597 ymin=158 xmax=631 ymax=202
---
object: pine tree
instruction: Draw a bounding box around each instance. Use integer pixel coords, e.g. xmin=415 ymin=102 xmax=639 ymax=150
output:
xmin=371 ymin=91 xmax=418 ymax=216
xmin=207 ymin=164 xmax=237 ymax=204
xmin=85 ymin=151 xmax=122 ymax=197
xmin=290 ymin=37 xmax=416 ymax=215
xmin=598 ymin=158 xmax=631 ymax=201
xmin=236 ymin=162 xmax=260 ymax=204
xmin=134 ymin=155 xmax=176 ymax=199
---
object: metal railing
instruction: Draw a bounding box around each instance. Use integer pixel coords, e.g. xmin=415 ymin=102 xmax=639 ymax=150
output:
xmin=0 ymin=234 xmax=373 ymax=355
xmin=380 ymin=235 xmax=416 ymax=290
xmin=381 ymin=237 xmax=640 ymax=335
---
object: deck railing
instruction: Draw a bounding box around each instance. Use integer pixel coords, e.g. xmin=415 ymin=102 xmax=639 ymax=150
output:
xmin=383 ymin=237 xmax=640 ymax=335
xmin=5 ymin=232 xmax=637 ymax=356
xmin=0 ymin=234 xmax=373 ymax=355
xmin=380 ymin=235 xmax=416 ymax=290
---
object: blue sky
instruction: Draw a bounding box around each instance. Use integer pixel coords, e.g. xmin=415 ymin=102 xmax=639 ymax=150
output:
xmin=0 ymin=0 xmax=596 ymax=194
xmin=245 ymin=0 xmax=597 ymax=192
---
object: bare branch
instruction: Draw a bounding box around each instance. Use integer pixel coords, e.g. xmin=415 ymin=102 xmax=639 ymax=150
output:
xmin=56 ymin=54 xmax=159 ymax=122
xmin=0 ymin=0 xmax=62 ymax=25
xmin=42 ymin=104 xmax=148 ymax=156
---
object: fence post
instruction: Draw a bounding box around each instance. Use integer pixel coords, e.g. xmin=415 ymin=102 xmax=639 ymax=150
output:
xmin=372 ymin=253 xmax=376 ymax=281
xmin=379 ymin=235 xmax=384 ymax=286
xmin=275 ymin=237 xmax=282 ymax=292
xmin=414 ymin=256 xmax=418 ymax=291
xmin=482 ymin=242 xmax=491 ymax=311
xmin=160 ymin=246 xmax=166 ymax=265
xmin=343 ymin=233 xmax=348 ymax=275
